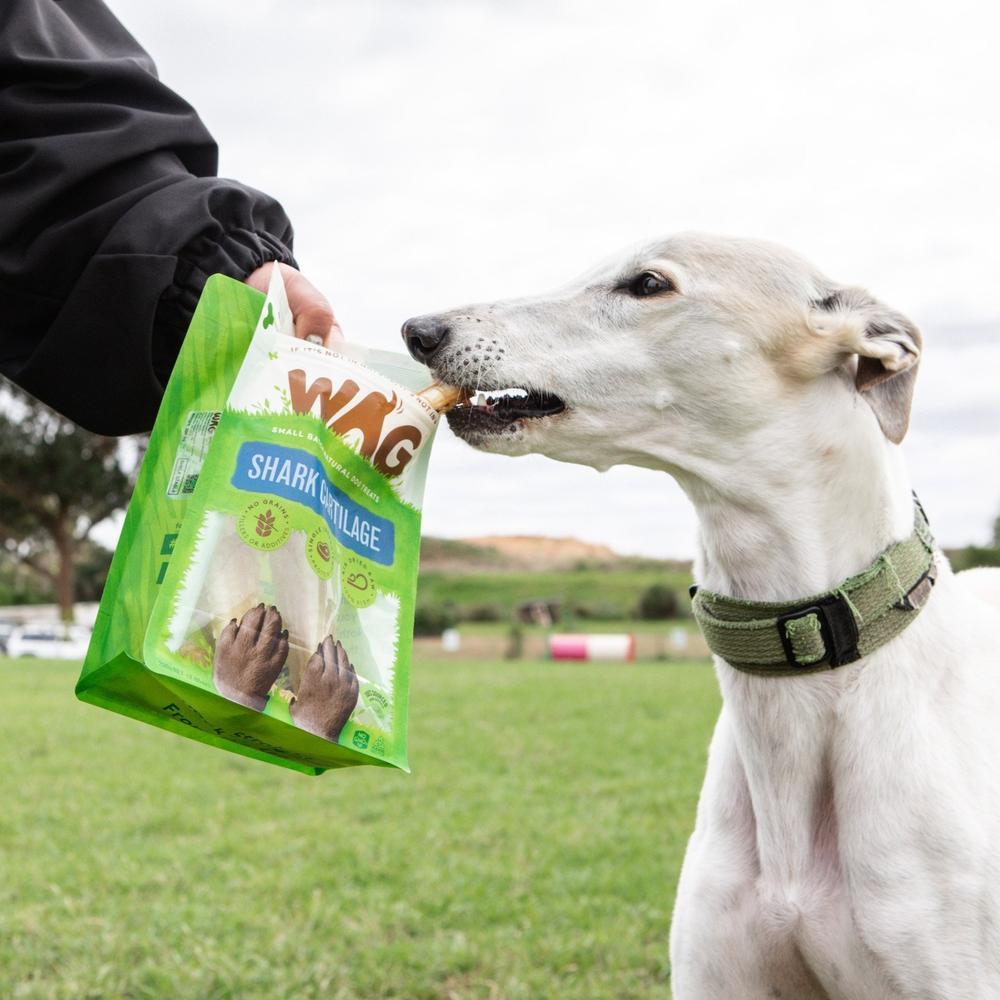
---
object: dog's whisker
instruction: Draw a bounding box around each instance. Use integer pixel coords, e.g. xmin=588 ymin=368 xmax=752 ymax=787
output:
xmin=472 ymin=357 xmax=500 ymax=397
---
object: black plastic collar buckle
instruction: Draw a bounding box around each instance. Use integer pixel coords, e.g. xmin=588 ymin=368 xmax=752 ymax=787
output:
xmin=777 ymin=593 xmax=861 ymax=669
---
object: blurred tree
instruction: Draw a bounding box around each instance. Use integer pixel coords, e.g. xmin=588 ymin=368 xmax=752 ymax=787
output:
xmin=947 ymin=546 xmax=1000 ymax=572
xmin=0 ymin=381 xmax=138 ymax=621
xmin=0 ymin=548 xmax=50 ymax=605
xmin=637 ymin=583 xmax=680 ymax=620
xmin=460 ymin=603 xmax=504 ymax=622
xmin=75 ymin=540 xmax=116 ymax=602
xmin=412 ymin=602 xmax=457 ymax=636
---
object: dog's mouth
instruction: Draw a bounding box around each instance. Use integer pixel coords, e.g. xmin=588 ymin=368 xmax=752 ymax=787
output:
xmin=444 ymin=385 xmax=567 ymax=437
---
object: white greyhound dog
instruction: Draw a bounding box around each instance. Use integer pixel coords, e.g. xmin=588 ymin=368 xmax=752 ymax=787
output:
xmin=401 ymin=233 xmax=1000 ymax=999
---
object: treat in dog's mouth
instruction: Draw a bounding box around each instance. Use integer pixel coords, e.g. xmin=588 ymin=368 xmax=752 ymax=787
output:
xmin=418 ymin=381 xmax=566 ymax=436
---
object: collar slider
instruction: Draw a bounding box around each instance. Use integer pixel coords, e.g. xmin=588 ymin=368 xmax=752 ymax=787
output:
xmin=777 ymin=593 xmax=861 ymax=669
xmin=895 ymin=560 xmax=938 ymax=612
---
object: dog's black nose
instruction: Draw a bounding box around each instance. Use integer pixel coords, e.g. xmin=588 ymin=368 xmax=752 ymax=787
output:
xmin=401 ymin=315 xmax=450 ymax=363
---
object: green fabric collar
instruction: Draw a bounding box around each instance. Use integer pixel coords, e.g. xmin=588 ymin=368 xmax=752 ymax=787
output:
xmin=690 ymin=498 xmax=937 ymax=676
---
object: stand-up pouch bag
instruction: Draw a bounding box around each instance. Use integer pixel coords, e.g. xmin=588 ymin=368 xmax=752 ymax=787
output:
xmin=77 ymin=269 xmax=442 ymax=774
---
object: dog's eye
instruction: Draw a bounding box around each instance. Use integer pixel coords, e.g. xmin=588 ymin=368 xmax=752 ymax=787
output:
xmin=626 ymin=271 xmax=676 ymax=297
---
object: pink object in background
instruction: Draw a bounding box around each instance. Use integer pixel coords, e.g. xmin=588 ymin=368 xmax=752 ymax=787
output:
xmin=548 ymin=634 xmax=636 ymax=662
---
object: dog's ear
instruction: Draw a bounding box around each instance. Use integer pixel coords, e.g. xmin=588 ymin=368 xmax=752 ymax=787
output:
xmin=807 ymin=288 xmax=922 ymax=444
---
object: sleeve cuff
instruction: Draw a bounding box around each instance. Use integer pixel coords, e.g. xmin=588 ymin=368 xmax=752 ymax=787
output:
xmin=165 ymin=226 xmax=297 ymax=328
xmin=152 ymin=227 xmax=298 ymax=384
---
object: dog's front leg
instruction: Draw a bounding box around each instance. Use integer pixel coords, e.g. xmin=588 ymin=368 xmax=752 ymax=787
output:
xmin=670 ymin=712 xmax=829 ymax=1000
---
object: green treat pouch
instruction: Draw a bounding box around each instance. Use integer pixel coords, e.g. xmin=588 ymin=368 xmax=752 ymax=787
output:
xmin=77 ymin=268 xmax=439 ymax=774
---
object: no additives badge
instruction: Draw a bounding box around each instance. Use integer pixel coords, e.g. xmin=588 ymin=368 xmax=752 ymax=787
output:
xmin=237 ymin=499 xmax=292 ymax=551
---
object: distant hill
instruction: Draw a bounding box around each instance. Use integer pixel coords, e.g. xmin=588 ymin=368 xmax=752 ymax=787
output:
xmin=464 ymin=535 xmax=618 ymax=568
xmin=419 ymin=534 xmax=691 ymax=574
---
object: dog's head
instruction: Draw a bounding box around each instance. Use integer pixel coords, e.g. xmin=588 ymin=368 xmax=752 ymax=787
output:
xmin=402 ymin=233 xmax=921 ymax=475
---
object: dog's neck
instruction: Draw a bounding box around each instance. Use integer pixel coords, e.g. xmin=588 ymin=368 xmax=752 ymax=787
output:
xmin=671 ymin=383 xmax=919 ymax=886
xmin=675 ymin=387 xmax=915 ymax=603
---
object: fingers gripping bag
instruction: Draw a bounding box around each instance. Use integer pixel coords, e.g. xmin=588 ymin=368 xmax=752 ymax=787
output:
xmin=77 ymin=269 xmax=448 ymax=774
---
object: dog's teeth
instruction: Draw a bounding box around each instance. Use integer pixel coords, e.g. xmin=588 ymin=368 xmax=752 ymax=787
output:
xmin=466 ymin=387 xmax=533 ymax=409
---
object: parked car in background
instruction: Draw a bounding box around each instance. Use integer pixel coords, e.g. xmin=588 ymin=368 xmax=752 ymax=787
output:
xmin=0 ymin=619 xmax=20 ymax=654
xmin=5 ymin=624 xmax=91 ymax=660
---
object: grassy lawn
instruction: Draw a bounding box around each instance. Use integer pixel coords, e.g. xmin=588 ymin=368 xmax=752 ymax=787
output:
xmin=1 ymin=656 xmax=719 ymax=999
xmin=451 ymin=619 xmax=703 ymax=638
xmin=417 ymin=568 xmax=693 ymax=621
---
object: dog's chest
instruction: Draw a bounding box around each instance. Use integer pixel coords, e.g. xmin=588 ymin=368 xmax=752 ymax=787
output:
xmin=722 ymin=621 xmax=1000 ymax=998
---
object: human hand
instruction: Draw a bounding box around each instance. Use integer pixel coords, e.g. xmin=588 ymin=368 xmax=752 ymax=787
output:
xmin=245 ymin=262 xmax=343 ymax=346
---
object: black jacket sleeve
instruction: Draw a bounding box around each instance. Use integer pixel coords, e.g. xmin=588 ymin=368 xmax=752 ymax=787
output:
xmin=0 ymin=0 xmax=298 ymax=434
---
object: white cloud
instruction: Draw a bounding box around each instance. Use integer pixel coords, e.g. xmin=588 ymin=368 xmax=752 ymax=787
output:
xmin=107 ymin=0 xmax=1000 ymax=555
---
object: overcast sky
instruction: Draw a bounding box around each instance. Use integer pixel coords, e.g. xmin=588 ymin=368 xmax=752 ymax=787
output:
xmin=111 ymin=0 xmax=999 ymax=557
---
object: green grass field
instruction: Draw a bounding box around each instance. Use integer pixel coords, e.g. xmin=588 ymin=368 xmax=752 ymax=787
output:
xmin=417 ymin=568 xmax=693 ymax=621
xmin=1 ymin=656 xmax=719 ymax=999
xmin=452 ymin=619 xmax=702 ymax=638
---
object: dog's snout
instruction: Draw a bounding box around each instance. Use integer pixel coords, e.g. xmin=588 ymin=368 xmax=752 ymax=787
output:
xmin=401 ymin=315 xmax=451 ymax=364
